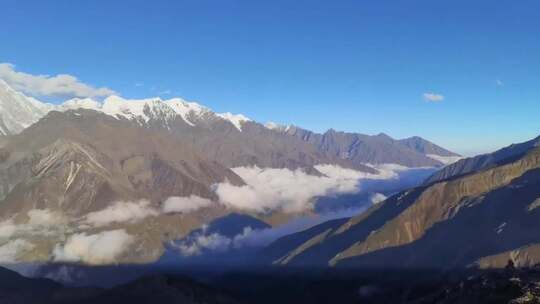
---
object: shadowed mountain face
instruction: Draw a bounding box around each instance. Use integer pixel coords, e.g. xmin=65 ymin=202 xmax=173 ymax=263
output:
xmin=75 ymin=275 xmax=242 ymax=304
xmin=261 ymin=136 xmax=540 ymax=269
xmin=0 ymin=266 xmax=64 ymax=304
xmin=158 ymin=213 xmax=272 ymax=265
xmin=0 ymin=265 xmax=242 ymax=304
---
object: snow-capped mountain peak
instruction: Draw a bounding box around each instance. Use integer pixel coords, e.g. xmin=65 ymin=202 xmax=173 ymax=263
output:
xmin=264 ymin=122 xmax=290 ymax=132
xmin=100 ymin=95 xmax=185 ymax=125
xmin=216 ymin=112 xmax=251 ymax=131
xmin=0 ymin=80 xmax=55 ymax=135
xmin=0 ymin=78 xmax=256 ymax=134
xmin=166 ymin=98 xmax=210 ymax=126
xmin=102 ymin=95 xmax=160 ymax=122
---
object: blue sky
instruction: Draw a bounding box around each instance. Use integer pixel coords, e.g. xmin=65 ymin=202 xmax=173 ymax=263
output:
xmin=1 ymin=0 xmax=539 ymax=155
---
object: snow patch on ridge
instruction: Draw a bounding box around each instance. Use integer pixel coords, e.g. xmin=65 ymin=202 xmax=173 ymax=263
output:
xmin=426 ymin=154 xmax=463 ymax=166
xmin=264 ymin=122 xmax=290 ymax=132
xmin=102 ymin=95 xmax=158 ymax=122
xmin=216 ymin=112 xmax=251 ymax=131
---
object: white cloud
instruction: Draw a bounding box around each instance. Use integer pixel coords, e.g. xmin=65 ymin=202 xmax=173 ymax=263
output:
xmin=370 ymin=193 xmax=387 ymax=204
xmin=169 ymin=190 xmax=396 ymax=257
xmin=82 ymin=200 xmax=158 ymax=227
xmin=162 ymin=196 xmax=214 ymax=214
xmin=0 ymin=220 xmax=17 ymax=239
xmin=0 ymin=209 xmax=69 ymax=241
xmin=27 ymin=209 xmax=66 ymax=226
xmin=0 ymin=239 xmax=35 ymax=263
xmin=0 ymin=63 xmax=116 ymax=98
xmin=423 ymin=92 xmax=444 ymax=102
xmin=214 ymin=164 xmax=401 ymax=213
xmin=172 ymin=225 xmax=232 ymax=256
xmin=171 ymin=205 xmax=374 ymax=256
xmin=52 ymin=229 xmax=134 ymax=265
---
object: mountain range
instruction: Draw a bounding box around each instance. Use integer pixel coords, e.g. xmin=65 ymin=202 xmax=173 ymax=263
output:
xmin=2 ymin=76 xmax=540 ymax=299
xmin=0 ymin=79 xmax=462 ymax=265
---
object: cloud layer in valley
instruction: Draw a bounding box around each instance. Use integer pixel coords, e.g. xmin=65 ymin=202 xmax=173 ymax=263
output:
xmin=0 ymin=164 xmax=434 ymax=264
xmin=169 ymin=193 xmax=385 ymax=257
xmin=0 ymin=195 xmax=214 ymax=264
xmin=214 ymin=164 xmax=405 ymax=213
xmin=0 ymin=239 xmax=35 ymax=263
xmin=0 ymin=63 xmax=116 ymax=98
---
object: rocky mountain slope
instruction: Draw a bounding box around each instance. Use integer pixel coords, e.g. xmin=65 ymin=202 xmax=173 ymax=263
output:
xmin=0 ymin=109 xmax=244 ymax=212
xmin=0 ymin=109 xmax=247 ymax=263
xmin=262 ymin=135 xmax=540 ymax=269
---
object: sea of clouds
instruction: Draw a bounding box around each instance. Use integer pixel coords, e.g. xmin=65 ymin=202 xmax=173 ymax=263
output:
xmin=214 ymin=164 xmax=409 ymax=213
xmin=167 ymin=201 xmax=381 ymax=258
xmin=0 ymin=163 xmax=436 ymax=266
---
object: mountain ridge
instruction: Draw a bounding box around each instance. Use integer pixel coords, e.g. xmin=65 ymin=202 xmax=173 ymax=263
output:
xmin=0 ymin=80 xmax=456 ymax=168
xmin=260 ymin=135 xmax=540 ymax=269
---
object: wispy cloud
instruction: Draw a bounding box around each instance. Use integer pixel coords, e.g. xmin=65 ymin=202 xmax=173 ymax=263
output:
xmin=82 ymin=200 xmax=158 ymax=227
xmin=423 ymin=92 xmax=444 ymax=102
xmin=52 ymin=229 xmax=134 ymax=265
xmin=171 ymin=201 xmax=380 ymax=257
xmin=0 ymin=63 xmax=116 ymax=98
xmin=162 ymin=196 xmax=214 ymax=214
